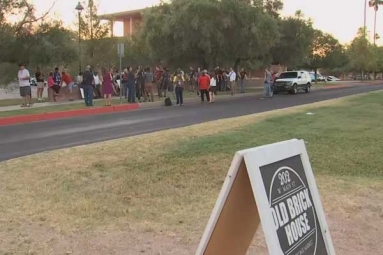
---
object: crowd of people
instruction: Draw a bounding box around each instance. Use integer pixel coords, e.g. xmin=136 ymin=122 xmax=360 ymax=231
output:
xmin=17 ymin=63 xmax=275 ymax=108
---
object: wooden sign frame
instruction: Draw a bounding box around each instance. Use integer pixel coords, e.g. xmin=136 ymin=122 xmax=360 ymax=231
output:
xmin=195 ymin=139 xmax=335 ymax=255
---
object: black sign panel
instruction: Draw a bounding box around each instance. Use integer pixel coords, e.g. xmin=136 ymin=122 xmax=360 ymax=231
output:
xmin=260 ymin=155 xmax=328 ymax=255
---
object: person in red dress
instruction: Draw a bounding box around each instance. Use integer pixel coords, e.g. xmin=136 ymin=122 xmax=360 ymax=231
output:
xmin=101 ymin=67 xmax=115 ymax=106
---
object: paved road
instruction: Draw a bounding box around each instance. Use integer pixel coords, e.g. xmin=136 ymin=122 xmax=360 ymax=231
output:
xmin=1 ymin=84 xmax=382 ymax=161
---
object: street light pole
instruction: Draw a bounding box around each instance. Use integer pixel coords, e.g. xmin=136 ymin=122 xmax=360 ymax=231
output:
xmin=75 ymin=2 xmax=84 ymax=73
xmin=364 ymin=0 xmax=367 ymax=38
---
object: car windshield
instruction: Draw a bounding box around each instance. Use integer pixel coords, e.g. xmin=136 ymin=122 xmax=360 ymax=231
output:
xmin=278 ymin=72 xmax=298 ymax=79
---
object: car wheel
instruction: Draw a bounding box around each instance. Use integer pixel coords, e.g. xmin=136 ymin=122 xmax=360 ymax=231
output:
xmin=292 ymin=84 xmax=297 ymax=95
xmin=305 ymin=83 xmax=311 ymax=93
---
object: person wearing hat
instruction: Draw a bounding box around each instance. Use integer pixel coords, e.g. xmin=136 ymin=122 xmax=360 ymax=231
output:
xmin=17 ymin=63 xmax=32 ymax=107
xmin=198 ymin=70 xmax=211 ymax=103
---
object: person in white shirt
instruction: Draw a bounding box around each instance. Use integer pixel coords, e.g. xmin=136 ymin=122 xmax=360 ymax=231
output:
xmin=17 ymin=63 xmax=32 ymax=107
xmin=209 ymin=72 xmax=217 ymax=103
xmin=93 ymin=71 xmax=102 ymax=98
xmin=228 ymin=67 xmax=237 ymax=95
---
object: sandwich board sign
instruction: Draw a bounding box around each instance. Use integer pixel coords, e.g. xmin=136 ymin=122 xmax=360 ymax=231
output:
xmin=195 ymin=139 xmax=335 ymax=255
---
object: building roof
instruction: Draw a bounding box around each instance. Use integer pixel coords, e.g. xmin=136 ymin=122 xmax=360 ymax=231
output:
xmin=99 ymin=8 xmax=145 ymax=21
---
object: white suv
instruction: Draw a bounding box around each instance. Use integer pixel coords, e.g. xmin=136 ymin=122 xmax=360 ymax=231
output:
xmin=273 ymin=70 xmax=312 ymax=94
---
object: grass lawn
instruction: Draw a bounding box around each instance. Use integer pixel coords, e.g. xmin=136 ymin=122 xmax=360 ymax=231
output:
xmin=0 ymin=91 xmax=382 ymax=254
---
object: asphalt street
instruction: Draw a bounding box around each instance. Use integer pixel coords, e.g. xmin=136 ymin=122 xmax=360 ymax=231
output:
xmin=1 ymin=84 xmax=382 ymax=161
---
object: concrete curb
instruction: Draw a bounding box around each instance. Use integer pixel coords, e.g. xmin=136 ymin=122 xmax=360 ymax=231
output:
xmin=0 ymin=103 xmax=140 ymax=126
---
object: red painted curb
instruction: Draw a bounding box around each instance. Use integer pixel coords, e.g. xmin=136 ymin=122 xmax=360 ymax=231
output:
xmin=0 ymin=103 xmax=140 ymax=126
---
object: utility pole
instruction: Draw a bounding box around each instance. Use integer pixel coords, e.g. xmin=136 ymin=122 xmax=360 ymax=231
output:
xmin=364 ymin=0 xmax=367 ymax=38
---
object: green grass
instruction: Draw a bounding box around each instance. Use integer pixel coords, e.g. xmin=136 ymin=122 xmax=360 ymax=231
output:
xmin=0 ymin=91 xmax=382 ymax=238
xmin=170 ymin=92 xmax=383 ymax=178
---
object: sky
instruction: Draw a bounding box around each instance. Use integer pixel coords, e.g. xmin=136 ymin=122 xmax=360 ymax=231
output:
xmin=32 ymin=0 xmax=381 ymax=45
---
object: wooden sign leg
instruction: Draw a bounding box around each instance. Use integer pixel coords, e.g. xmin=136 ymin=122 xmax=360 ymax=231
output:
xmin=203 ymin=160 xmax=260 ymax=255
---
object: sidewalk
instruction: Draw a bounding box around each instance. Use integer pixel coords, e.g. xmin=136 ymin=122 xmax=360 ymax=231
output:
xmin=0 ymin=90 xmax=262 ymax=126
xmin=0 ymin=87 xmax=263 ymax=113
xmin=0 ymin=100 xmax=84 ymax=112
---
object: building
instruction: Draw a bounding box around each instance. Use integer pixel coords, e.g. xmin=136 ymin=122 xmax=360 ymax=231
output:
xmin=100 ymin=8 xmax=144 ymax=37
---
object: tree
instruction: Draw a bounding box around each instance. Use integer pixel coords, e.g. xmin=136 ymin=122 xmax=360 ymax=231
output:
xmin=271 ymin=11 xmax=315 ymax=69
xmin=0 ymin=0 xmax=64 ymax=86
xmin=79 ymin=0 xmax=110 ymax=61
xmin=264 ymin=0 xmax=284 ymax=18
xmin=347 ymin=28 xmax=376 ymax=79
xmin=305 ymin=30 xmax=345 ymax=82
xmin=29 ymin=21 xmax=78 ymax=68
xmin=141 ymin=0 xmax=279 ymax=70
xmin=368 ymin=0 xmax=383 ymax=45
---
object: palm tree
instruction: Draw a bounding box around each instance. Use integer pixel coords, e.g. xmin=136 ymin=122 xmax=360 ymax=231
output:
xmin=369 ymin=0 xmax=383 ymax=45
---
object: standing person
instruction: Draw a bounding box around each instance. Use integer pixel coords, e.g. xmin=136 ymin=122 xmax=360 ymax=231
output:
xmin=155 ymin=66 xmax=163 ymax=98
xmin=122 ymin=69 xmax=129 ymax=99
xmin=127 ymin=66 xmax=136 ymax=103
xmin=135 ymin=66 xmax=145 ymax=102
xmin=35 ymin=67 xmax=44 ymax=102
xmin=82 ymin=65 xmax=95 ymax=107
xmin=101 ymin=67 xmax=115 ymax=106
xmin=198 ymin=70 xmax=210 ymax=103
xmin=61 ymin=70 xmax=75 ymax=101
xmin=144 ymin=67 xmax=154 ymax=102
xmin=222 ymin=68 xmax=228 ymax=92
xmin=262 ymin=66 xmax=272 ymax=99
xmin=228 ymin=68 xmax=237 ymax=95
xmin=53 ymin=67 xmax=62 ymax=95
xmin=173 ymin=71 xmax=185 ymax=106
xmin=17 ymin=63 xmax=32 ymax=107
xmin=114 ymin=69 xmax=121 ymax=96
xmin=195 ymin=67 xmax=201 ymax=96
xmin=93 ymin=71 xmax=102 ymax=99
xmin=209 ymin=71 xmax=217 ymax=103
xmin=161 ymin=68 xmax=170 ymax=98
xmin=216 ymin=67 xmax=222 ymax=92
xmin=189 ymin=67 xmax=195 ymax=92
xmin=76 ymin=72 xmax=83 ymax=86
xmin=239 ymin=68 xmax=247 ymax=93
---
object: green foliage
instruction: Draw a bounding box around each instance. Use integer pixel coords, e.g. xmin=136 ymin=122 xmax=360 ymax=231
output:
xmin=141 ymin=0 xmax=279 ymax=69
xmin=306 ymin=30 xmax=346 ymax=71
xmin=271 ymin=11 xmax=315 ymax=69
xmin=264 ymin=0 xmax=284 ymax=18
xmin=78 ymin=0 xmax=110 ymax=62
xmin=0 ymin=0 xmax=78 ymax=86
xmin=347 ymin=28 xmax=375 ymax=73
